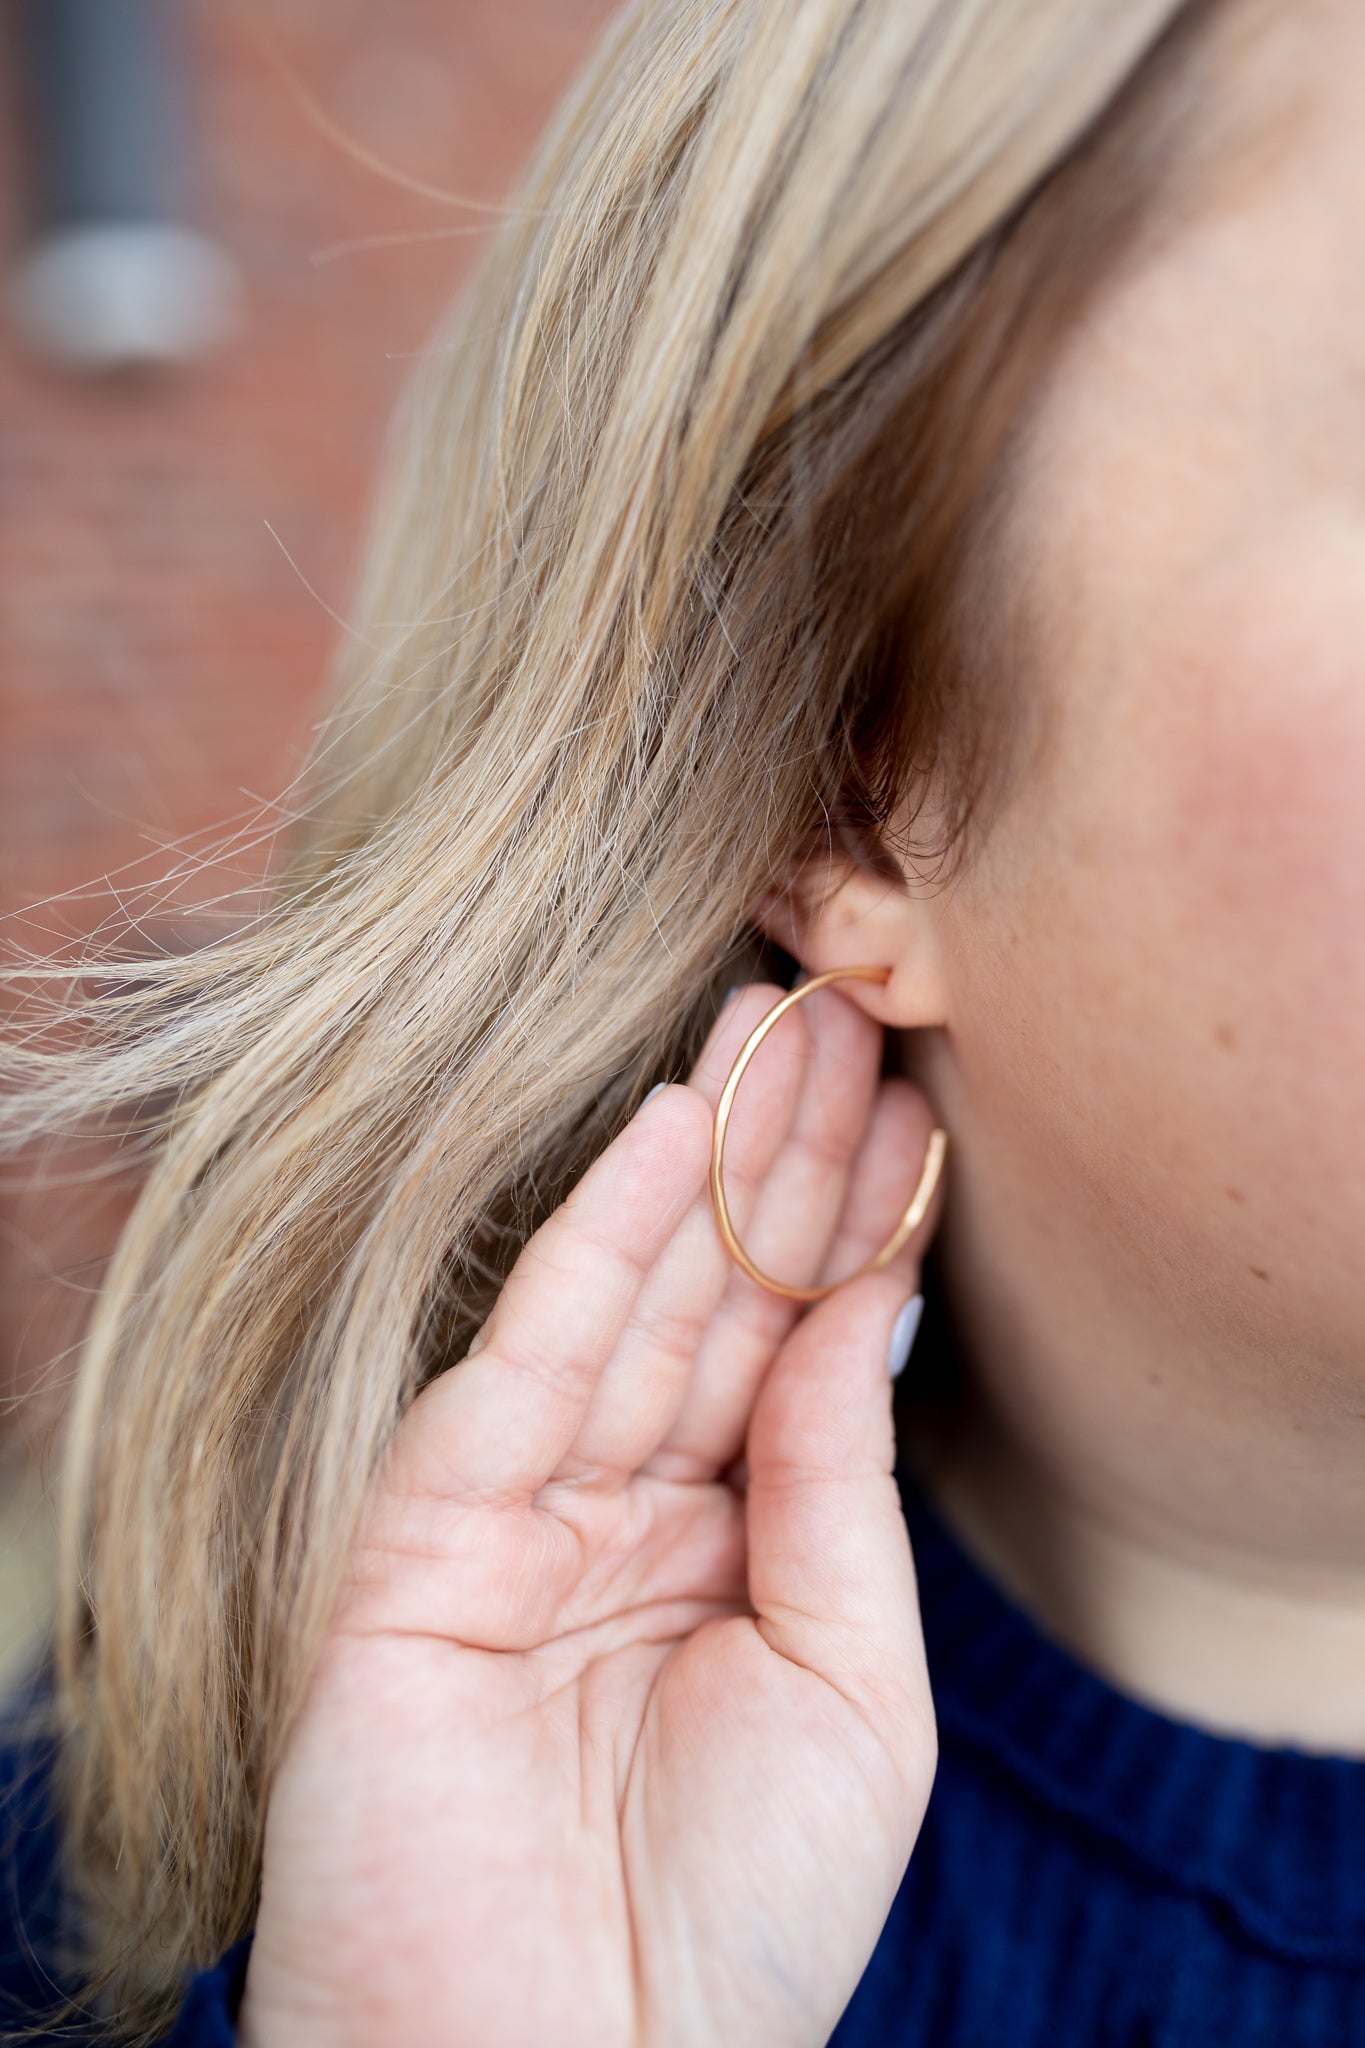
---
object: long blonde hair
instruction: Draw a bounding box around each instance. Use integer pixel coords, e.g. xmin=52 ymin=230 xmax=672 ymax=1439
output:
xmin=2 ymin=0 xmax=1221 ymax=2031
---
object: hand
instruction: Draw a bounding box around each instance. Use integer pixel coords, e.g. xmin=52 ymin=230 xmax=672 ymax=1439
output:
xmin=239 ymin=984 xmax=939 ymax=2048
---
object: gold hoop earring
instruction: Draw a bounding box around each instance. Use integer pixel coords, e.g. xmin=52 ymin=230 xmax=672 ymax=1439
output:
xmin=709 ymin=965 xmax=947 ymax=1304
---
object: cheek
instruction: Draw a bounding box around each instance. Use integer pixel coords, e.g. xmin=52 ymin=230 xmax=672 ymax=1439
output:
xmin=949 ymin=524 xmax=1365 ymax=1356
xmin=1136 ymin=526 xmax=1365 ymax=1108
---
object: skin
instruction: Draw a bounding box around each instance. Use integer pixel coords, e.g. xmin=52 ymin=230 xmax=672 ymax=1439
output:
xmin=241 ymin=989 xmax=942 ymax=2048
xmin=786 ymin=0 xmax=1365 ymax=1747
xmin=244 ymin=1 xmax=1364 ymax=2040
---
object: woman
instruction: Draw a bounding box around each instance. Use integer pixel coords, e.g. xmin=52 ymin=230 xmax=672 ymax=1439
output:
xmin=3 ymin=0 xmax=1363 ymax=2040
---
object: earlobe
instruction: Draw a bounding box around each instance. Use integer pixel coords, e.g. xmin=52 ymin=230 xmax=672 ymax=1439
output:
xmin=752 ymin=846 xmax=950 ymax=1032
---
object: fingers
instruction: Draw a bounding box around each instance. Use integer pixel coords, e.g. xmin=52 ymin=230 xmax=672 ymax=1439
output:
xmin=394 ymin=1085 xmax=712 ymax=1503
xmin=387 ymin=979 xmax=939 ymax=1519
xmin=644 ymin=997 xmax=944 ymax=1482
xmin=743 ymin=1274 xmax=935 ymax=1776
xmin=644 ymin=984 xmax=883 ymax=1479
xmin=552 ymin=984 xmax=809 ymax=1480
xmin=814 ymin=1077 xmax=939 ymax=1294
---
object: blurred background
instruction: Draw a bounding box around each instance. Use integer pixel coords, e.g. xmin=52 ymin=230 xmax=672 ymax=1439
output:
xmin=0 ymin=0 xmax=615 ymax=1682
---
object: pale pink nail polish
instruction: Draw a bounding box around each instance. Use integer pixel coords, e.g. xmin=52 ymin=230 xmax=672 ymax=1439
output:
xmin=887 ymin=1295 xmax=924 ymax=1379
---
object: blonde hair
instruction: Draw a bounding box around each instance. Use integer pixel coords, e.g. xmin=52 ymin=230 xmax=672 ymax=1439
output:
xmin=1 ymin=0 xmax=1222 ymax=2031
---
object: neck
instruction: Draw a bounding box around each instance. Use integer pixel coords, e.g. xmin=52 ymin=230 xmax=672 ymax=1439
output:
xmin=917 ymin=1159 xmax=1365 ymax=1756
xmin=924 ymin=1401 xmax=1365 ymax=1755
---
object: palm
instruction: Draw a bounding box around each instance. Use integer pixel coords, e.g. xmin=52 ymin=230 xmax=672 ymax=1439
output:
xmin=242 ymin=987 xmax=939 ymax=2048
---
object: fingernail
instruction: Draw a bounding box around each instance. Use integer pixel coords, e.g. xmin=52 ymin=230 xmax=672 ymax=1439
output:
xmin=642 ymin=1082 xmax=668 ymax=1106
xmin=887 ymin=1295 xmax=924 ymax=1380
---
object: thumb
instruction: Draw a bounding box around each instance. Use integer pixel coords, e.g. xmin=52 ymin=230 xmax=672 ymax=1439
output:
xmin=743 ymin=1276 xmax=936 ymax=1778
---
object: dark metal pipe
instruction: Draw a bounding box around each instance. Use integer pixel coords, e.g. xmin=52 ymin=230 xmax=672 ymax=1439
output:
xmin=7 ymin=0 xmax=240 ymax=373
xmin=17 ymin=0 xmax=192 ymax=232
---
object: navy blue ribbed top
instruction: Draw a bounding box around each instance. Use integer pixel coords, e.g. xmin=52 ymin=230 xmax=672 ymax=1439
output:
xmin=832 ymin=1474 xmax=1365 ymax=2045
xmin=4 ymin=1470 xmax=1364 ymax=2044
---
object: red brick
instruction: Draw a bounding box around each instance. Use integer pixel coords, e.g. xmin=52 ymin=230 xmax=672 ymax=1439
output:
xmin=0 ymin=0 xmax=617 ymax=1418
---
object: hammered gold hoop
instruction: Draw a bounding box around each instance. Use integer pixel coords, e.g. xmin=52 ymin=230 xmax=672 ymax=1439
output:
xmin=709 ymin=966 xmax=947 ymax=1304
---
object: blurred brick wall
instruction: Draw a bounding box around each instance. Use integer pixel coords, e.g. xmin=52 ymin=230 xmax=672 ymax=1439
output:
xmin=0 ymin=0 xmax=615 ymax=1436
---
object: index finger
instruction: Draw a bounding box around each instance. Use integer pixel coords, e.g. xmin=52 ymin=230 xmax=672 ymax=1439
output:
xmin=396 ymin=1085 xmax=713 ymax=1504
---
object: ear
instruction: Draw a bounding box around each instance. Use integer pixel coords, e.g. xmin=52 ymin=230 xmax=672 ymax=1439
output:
xmin=755 ymin=833 xmax=950 ymax=1032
